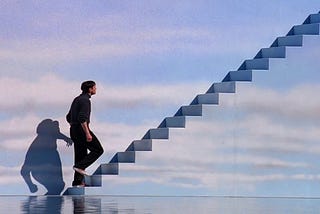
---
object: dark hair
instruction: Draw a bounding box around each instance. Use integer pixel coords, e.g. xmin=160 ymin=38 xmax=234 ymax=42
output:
xmin=81 ymin=80 xmax=96 ymax=93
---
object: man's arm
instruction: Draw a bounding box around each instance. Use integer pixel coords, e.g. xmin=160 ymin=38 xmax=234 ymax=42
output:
xmin=78 ymin=97 xmax=92 ymax=142
xmin=81 ymin=121 xmax=92 ymax=142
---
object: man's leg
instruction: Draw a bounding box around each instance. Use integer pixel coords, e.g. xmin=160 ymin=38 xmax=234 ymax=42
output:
xmin=75 ymin=131 xmax=104 ymax=170
xmin=71 ymin=126 xmax=87 ymax=186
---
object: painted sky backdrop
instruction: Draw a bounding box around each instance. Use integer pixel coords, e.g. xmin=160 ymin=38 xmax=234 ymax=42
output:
xmin=1 ymin=1 xmax=320 ymax=196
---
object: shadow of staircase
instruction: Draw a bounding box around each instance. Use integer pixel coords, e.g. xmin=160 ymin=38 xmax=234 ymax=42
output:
xmin=63 ymin=11 xmax=320 ymax=195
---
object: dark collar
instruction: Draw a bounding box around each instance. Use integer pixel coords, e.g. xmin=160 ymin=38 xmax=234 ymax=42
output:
xmin=81 ymin=93 xmax=91 ymax=98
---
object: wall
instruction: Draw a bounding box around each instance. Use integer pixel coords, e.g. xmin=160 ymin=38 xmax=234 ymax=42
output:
xmin=0 ymin=1 xmax=319 ymax=196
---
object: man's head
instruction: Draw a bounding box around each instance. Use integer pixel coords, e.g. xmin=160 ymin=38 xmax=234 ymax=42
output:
xmin=81 ymin=80 xmax=96 ymax=95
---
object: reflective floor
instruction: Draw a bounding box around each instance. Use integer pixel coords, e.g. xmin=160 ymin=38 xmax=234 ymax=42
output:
xmin=1 ymin=195 xmax=320 ymax=213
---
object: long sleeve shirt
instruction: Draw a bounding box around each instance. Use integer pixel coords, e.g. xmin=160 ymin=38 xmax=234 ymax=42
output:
xmin=66 ymin=93 xmax=91 ymax=125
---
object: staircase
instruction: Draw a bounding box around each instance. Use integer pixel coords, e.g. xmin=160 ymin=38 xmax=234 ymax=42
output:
xmin=63 ymin=11 xmax=320 ymax=195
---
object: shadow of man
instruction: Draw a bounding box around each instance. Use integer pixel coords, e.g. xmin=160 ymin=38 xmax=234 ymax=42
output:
xmin=20 ymin=119 xmax=72 ymax=195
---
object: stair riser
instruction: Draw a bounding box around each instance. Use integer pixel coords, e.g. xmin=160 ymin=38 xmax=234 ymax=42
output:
xmin=310 ymin=14 xmax=320 ymax=23
xmin=165 ymin=117 xmax=186 ymax=128
xmin=110 ymin=152 xmax=135 ymax=163
xmin=180 ymin=105 xmax=202 ymax=116
xmin=94 ymin=163 xmax=119 ymax=175
xmin=241 ymin=59 xmax=269 ymax=70
xmin=258 ymin=47 xmax=286 ymax=58
xmin=126 ymin=140 xmax=152 ymax=151
xmin=191 ymin=94 xmax=219 ymax=105
xmin=290 ymin=24 xmax=320 ymax=35
xmin=206 ymin=82 xmax=236 ymax=93
xmin=223 ymin=70 xmax=252 ymax=82
xmin=274 ymin=35 xmax=303 ymax=47
xmin=85 ymin=175 xmax=102 ymax=187
xmin=150 ymin=129 xmax=168 ymax=139
xmin=304 ymin=14 xmax=320 ymax=24
xmin=197 ymin=94 xmax=219 ymax=104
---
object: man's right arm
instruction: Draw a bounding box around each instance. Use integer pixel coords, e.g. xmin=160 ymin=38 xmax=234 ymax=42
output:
xmin=78 ymin=97 xmax=92 ymax=142
xmin=81 ymin=121 xmax=92 ymax=142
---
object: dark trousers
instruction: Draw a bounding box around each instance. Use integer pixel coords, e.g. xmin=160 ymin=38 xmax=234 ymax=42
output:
xmin=70 ymin=125 xmax=104 ymax=186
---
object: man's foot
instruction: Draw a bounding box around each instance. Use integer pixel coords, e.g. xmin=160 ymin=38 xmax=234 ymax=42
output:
xmin=73 ymin=167 xmax=88 ymax=176
xmin=72 ymin=182 xmax=85 ymax=188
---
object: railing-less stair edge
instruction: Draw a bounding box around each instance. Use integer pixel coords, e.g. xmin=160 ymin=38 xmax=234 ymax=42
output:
xmin=63 ymin=11 xmax=320 ymax=195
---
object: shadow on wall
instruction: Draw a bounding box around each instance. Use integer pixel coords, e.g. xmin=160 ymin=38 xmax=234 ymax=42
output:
xmin=20 ymin=119 xmax=72 ymax=195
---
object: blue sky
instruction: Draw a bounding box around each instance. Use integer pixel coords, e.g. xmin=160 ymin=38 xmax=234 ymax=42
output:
xmin=1 ymin=0 xmax=320 ymax=196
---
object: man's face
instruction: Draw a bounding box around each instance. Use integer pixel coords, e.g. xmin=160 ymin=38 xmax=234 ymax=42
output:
xmin=89 ymin=85 xmax=97 ymax=95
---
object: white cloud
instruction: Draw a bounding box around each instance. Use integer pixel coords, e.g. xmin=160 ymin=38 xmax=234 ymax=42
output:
xmin=2 ymin=74 xmax=320 ymax=194
xmin=237 ymin=84 xmax=320 ymax=120
xmin=0 ymin=166 xmax=24 ymax=185
xmin=90 ymin=82 xmax=320 ymax=191
xmin=0 ymin=73 xmax=208 ymax=115
xmin=0 ymin=73 xmax=78 ymax=113
xmin=0 ymin=11 xmax=292 ymax=68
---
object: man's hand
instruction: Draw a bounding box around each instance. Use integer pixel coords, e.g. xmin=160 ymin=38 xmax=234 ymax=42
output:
xmin=86 ymin=133 xmax=93 ymax=142
xmin=81 ymin=122 xmax=92 ymax=142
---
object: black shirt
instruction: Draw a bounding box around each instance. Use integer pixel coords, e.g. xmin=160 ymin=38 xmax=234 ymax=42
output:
xmin=66 ymin=93 xmax=91 ymax=125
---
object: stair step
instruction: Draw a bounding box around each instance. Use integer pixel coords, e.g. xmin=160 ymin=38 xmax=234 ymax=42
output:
xmin=84 ymin=175 xmax=102 ymax=187
xmin=126 ymin=139 xmax=152 ymax=151
xmin=206 ymin=81 xmax=236 ymax=93
xmin=222 ymin=70 xmax=252 ymax=82
xmin=158 ymin=116 xmax=186 ymax=128
xmin=304 ymin=13 xmax=320 ymax=24
xmin=190 ymin=93 xmax=219 ymax=105
xmin=110 ymin=151 xmax=135 ymax=163
xmin=63 ymin=187 xmax=85 ymax=195
xmin=93 ymin=163 xmax=119 ymax=175
xmin=288 ymin=23 xmax=320 ymax=35
xmin=255 ymin=46 xmax=286 ymax=58
xmin=142 ymin=128 xmax=169 ymax=139
xmin=175 ymin=105 xmax=202 ymax=116
xmin=271 ymin=35 xmax=303 ymax=47
xmin=238 ymin=58 xmax=269 ymax=70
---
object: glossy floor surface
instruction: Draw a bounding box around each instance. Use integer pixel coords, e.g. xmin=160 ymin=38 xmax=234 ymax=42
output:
xmin=1 ymin=195 xmax=319 ymax=213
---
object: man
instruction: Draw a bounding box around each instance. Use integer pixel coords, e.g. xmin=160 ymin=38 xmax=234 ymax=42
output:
xmin=66 ymin=80 xmax=104 ymax=187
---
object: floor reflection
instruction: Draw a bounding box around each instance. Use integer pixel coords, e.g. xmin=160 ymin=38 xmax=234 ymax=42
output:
xmin=18 ymin=195 xmax=320 ymax=213
xmin=20 ymin=196 xmax=103 ymax=214
xmin=71 ymin=196 xmax=101 ymax=213
xmin=21 ymin=196 xmax=63 ymax=214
